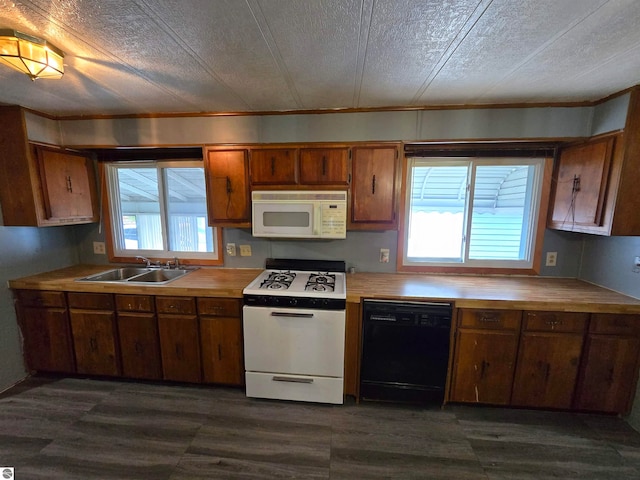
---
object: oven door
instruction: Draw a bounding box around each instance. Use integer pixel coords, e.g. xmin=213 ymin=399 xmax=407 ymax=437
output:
xmin=252 ymin=202 xmax=318 ymax=238
xmin=243 ymin=305 xmax=345 ymax=377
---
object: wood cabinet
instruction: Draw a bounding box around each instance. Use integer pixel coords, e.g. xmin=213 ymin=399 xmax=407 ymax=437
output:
xmin=350 ymin=145 xmax=401 ymax=230
xmin=204 ymin=148 xmax=250 ymax=226
xmin=198 ymin=298 xmax=243 ymax=385
xmin=14 ymin=290 xmax=75 ymax=373
xmin=511 ymin=311 xmax=587 ymax=409
xmin=450 ymin=309 xmax=521 ymax=405
xmin=250 ymin=148 xmax=298 ymax=185
xmin=548 ymin=135 xmax=615 ymax=231
xmin=299 ymin=147 xmax=349 ymax=185
xmin=115 ymin=294 xmax=161 ymax=380
xmin=68 ymin=292 xmax=120 ymax=376
xmin=344 ymin=301 xmax=362 ymax=397
xmin=156 ymin=296 xmax=201 ymax=383
xmin=574 ymin=313 xmax=640 ymax=413
xmin=548 ymin=89 xmax=640 ymax=235
xmin=0 ymin=106 xmax=99 ymax=227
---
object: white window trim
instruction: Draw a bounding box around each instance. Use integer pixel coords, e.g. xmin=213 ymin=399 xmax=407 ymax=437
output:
xmin=105 ymin=160 xmax=220 ymax=262
xmin=402 ymin=156 xmax=546 ymax=270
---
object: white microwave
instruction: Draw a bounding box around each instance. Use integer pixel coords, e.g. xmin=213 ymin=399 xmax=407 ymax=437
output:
xmin=252 ymin=190 xmax=347 ymax=239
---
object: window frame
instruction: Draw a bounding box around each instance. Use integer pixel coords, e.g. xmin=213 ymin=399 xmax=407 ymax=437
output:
xmin=398 ymin=150 xmax=553 ymax=275
xmin=101 ymin=160 xmax=223 ymax=267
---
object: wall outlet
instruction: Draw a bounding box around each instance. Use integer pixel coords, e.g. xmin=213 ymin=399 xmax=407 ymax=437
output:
xmin=226 ymin=243 xmax=236 ymax=256
xmin=633 ymin=256 xmax=640 ymax=273
xmin=380 ymin=248 xmax=390 ymax=263
xmin=240 ymin=245 xmax=252 ymax=257
xmin=546 ymin=251 xmax=557 ymax=267
xmin=93 ymin=241 xmax=106 ymax=255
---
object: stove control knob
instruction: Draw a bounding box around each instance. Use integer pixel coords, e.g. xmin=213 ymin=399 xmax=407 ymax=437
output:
xmin=258 ymin=296 xmax=268 ymax=305
xmin=308 ymin=298 xmax=318 ymax=307
xmin=289 ymin=298 xmax=298 ymax=306
xmin=272 ymin=297 xmax=280 ymax=305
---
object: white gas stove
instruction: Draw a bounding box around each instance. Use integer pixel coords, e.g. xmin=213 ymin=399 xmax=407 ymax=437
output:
xmin=242 ymin=259 xmax=346 ymax=404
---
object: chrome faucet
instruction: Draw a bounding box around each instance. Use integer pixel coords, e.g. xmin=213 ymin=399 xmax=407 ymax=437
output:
xmin=166 ymin=257 xmax=180 ymax=269
xmin=135 ymin=255 xmax=153 ymax=267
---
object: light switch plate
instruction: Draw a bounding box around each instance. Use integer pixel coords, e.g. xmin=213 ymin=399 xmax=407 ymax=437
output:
xmin=380 ymin=248 xmax=390 ymax=263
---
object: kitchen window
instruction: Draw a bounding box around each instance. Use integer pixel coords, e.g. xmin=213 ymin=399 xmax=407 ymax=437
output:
xmin=104 ymin=160 xmax=222 ymax=265
xmin=400 ymin=150 xmax=553 ymax=274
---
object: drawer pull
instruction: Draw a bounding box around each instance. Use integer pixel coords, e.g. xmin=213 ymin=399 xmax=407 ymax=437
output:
xmin=479 ymin=315 xmax=499 ymax=323
xmin=545 ymin=320 xmax=563 ymax=327
xmin=271 ymin=312 xmax=314 ymax=318
xmin=272 ymin=376 xmax=314 ymax=384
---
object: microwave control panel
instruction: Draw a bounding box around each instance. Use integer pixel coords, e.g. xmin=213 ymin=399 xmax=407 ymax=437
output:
xmin=320 ymin=202 xmax=347 ymax=237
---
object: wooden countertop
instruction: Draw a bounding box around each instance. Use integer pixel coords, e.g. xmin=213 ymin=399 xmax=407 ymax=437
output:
xmin=8 ymin=265 xmax=640 ymax=313
xmin=8 ymin=264 xmax=263 ymax=298
xmin=346 ymin=272 xmax=640 ymax=314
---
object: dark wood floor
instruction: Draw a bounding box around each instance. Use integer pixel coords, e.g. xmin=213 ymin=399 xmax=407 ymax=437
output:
xmin=1 ymin=376 xmax=640 ymax=479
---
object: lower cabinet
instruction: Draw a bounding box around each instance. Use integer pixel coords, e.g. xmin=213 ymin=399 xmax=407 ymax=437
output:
xmin=574 ymin=313 xmax=640 ymax=413
xmin=116 ymin=294 xmax=162 ymax=380
xmin=198 ymin=298 xmax=244 ymax=386
xmin=68 ymin=293 xmax=120 ymax=376
xmin=450 ymin=309 xmax=521 ymax=405
xmin=156 ymin=296 xmax=202 ymax=383
xmin=511 ymin=311 xmax=588 ymax=409
xmin=14 ymin=290 xmax=75 ymax=373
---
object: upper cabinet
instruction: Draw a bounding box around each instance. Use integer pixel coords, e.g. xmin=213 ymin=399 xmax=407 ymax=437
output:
xmin=204 ymin=147 xmax=251 ymax=227
xmin=249 ymin=146 xmax=349 ymax=187
xmin=350 ymin=144 xmax=401 ymax=230
xmin=299 ymin=147 xmax=349 ymax=185
xmin=548 ymin=89 xmax=640 ymax=235
xmin=0 ymin=106 xmax=99 ymax=227
xmin=250 ymin=148 xmax=298 ymax=185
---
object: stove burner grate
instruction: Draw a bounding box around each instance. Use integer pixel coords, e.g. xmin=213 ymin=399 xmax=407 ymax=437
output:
xmin=260 ymin=271 xmax=296 ymax=290
xmin=305 ymin=272 xmax=336 ymax=292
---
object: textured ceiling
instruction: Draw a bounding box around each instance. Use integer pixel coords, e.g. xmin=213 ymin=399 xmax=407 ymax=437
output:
xmin=0 ymin=0 xmax=639 ymax=117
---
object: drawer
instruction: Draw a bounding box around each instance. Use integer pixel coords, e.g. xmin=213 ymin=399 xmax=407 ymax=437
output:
xmin=67 ymin=292 xmax=114 ymax=310
xmin=590 ymin=313 xmax=640 ymax=336
xmin=245 ymin=371 xmax=344 ymax=405
xmin=523 ymin=311 xmax=588 ymax=333
xmin=156 ymin=296 xmax=196 ymax=314
xmin=15 ymin=290 xmax=65 ymax=308
xmin=458 ymin=308 xmax=521 ymax=330
xmin=197 ymin=297 xmax=241 ymax=317
xmin=116 ymin=294 xmax=155 ymax=312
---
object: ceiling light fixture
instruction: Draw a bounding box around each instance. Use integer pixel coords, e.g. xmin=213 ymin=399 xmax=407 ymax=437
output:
xmin=0 ymin=29 xmax=64 ymax=80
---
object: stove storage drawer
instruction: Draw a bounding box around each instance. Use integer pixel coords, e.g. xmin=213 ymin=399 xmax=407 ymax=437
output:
xmin=245 ymin=371 xmax=344 ymax=404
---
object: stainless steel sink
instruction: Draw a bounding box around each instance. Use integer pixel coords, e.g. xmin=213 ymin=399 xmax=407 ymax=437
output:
xmin=77 ymin=267 xmax=195 ymax=284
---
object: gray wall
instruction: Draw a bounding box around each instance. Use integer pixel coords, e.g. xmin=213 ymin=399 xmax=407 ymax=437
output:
xmin=0 ymin=211 xmax=80 ymax=392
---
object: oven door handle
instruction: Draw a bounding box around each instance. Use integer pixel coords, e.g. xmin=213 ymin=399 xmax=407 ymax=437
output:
xmin=270 ymin=312 xmax=315 ymax=318
xmin=272 ymin=375 xmax=314 ymax=384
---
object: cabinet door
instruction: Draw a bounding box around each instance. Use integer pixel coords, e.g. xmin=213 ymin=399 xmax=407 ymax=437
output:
xmin=549 ymin=136 xmax=614 ymax=229
xmin=157 ymin=314 xmax=201 ymax=383
xmin=19 ymin=306 xmax=75 ymax=373
xmin=117 ymin=312 xmax=162 ymax=380
xmin=511 ymin=332 xmax=583 ymax=409
xmin=35 ymin=145 xmax=98 ymax=222
xmin=351 ymin=146 xmax=399 ymax=229
xmin=250 ymin=148 xmax=297 ymax=185
xmin=204 ymin=148 xmax=250 ymax=225
xmin=200 ymin=316 xmax=243 ymax=385
xmin=574 ymin=335 xmax=640 ymax=413
xmin=69 ymin=310 xmax=120 ymax=376
xmin=450 ymin=330 xmax=519 ymax=405
xmin=299 ymin=148 xmax=349 ymax=185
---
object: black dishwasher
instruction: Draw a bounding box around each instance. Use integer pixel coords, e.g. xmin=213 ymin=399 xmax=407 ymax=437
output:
xmin=360 ymin=299 xmax=452 ymax=404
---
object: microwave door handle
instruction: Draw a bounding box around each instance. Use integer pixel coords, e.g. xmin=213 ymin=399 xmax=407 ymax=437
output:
xmin=313 ymin=204 xmax=321 ymax=236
